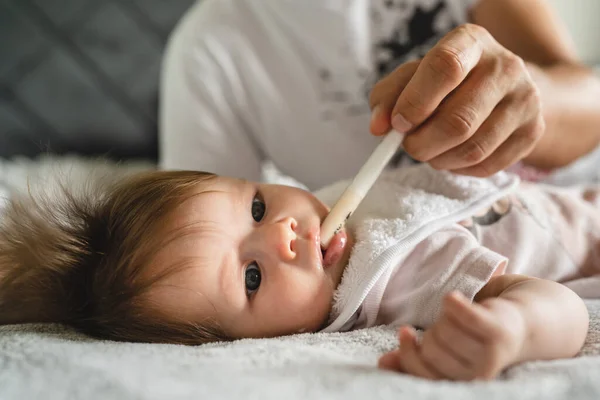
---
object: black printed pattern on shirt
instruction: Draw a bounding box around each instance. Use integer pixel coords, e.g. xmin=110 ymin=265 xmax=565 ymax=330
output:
xmin=372 ymin=0 xmax=453 ymax=80
xmin=371 ymin=0 xmax=460 ymax=167
xmin=316 ymin=1 xmax=465 ymax=167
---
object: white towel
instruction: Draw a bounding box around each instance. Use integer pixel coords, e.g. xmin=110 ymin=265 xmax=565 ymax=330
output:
xmin=315 ymin=165 xmax=519 ymax=332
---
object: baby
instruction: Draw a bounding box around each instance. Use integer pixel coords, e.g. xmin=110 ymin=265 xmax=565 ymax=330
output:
xmin=0 ymin=165 xmax=596 ymax=381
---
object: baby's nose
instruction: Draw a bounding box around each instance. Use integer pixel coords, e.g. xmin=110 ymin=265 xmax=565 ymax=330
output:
xmin=267 ymin=217 xmax=297 ymax=261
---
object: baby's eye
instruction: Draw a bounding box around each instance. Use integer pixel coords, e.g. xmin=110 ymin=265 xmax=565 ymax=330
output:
xmin=251 ymin=193 xmax=266 ymax=222
xmin=245 ymin=262 xmax=261 ymax=296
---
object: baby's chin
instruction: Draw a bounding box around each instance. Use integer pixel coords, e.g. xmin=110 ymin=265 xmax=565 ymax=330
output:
xmin=288 ymin=308 xmax=333 ymax=335
xmin=290 ymin=292 xmax=337 ymax=335
xmin=256 ymin=313 xmax=332 ymax=338
xmin=305 ymin=230 xmax=354 ymax=333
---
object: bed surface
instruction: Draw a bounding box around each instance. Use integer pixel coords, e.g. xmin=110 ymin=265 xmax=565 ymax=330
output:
xmin=1 ymin=302 xmax=600 ymax=400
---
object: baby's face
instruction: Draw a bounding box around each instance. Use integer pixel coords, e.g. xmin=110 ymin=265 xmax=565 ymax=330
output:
xmin=148 ymin=177 xmax=352 ymax=339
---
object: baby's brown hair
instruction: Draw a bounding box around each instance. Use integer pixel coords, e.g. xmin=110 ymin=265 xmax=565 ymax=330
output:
xmin=0 ymin=169 xmax=232 ymax=345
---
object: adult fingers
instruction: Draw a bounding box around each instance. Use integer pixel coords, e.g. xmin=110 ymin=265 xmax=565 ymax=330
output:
xmin=452 ymin=115 xmax=545 ymax=177
xmin=402 ymin=62 xmax=510 ymax=162
xmin=390 ymin=24 xmax=488 ymax=133
xmin=428 ymin=81 xmax=541 ymax=170
xmin=369 ymin=60 xmax=421 ymax=136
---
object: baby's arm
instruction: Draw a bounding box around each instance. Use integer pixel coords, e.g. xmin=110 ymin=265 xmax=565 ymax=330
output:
xmin=476 ymin=274 xmax=589 ymax=364
xmin=379 ymin=275 xmax=589 ymax=380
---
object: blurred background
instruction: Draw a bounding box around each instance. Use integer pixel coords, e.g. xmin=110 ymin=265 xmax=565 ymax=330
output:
xmin=0 ymin=0 xmax=196 ymax=161
xmin=547 ymin=0 xmax=600 ymax=65
xmin=0 ymin=0 xmax=598 ymax=163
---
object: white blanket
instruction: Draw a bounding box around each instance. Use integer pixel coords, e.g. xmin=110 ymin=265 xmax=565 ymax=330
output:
xmin=1 ymin=305 xmax=600 ymax=400
xmin=1 ymin=156 xmax=600 ymax=400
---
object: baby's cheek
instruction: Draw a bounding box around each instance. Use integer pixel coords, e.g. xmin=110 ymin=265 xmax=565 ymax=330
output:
xmin=278 ymin=281 xmax=333 ymax=332
xmin=300 ymin=284 xmax=333 ymax=330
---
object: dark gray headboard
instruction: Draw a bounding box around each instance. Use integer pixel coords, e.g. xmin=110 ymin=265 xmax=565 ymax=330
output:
xmin=0 ymin=0 xmax=197 ymax=160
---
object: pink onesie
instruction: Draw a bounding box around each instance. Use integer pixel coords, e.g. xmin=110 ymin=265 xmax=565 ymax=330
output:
xmin=346 ymin=184 xmax=600 ymax=331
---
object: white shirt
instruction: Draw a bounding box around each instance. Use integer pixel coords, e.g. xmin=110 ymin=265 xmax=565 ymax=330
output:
xmin=159 ymin=0 xmax=476 ymax=190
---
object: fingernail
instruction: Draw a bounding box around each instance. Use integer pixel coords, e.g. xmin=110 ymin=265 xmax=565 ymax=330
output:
xmin=400 ymin=327 xmax=412 ymax=339
xmin=450 ymin=291 xmax=464 ymax=300
xmin=370 ymin=105 xmax=385 ymax=135
xmin=392 ymin=113 xmax=412 ymax=133
xmin=370 ymin=104 xmax=382 ymax=123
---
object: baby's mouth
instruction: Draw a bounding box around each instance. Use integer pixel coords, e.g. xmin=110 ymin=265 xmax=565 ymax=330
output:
xmin=321 ymin=230 xmax=347 ymax=268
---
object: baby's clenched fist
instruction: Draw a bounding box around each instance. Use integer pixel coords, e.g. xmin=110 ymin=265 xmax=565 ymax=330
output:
xmin=378 ymin=291 xmax=526 ymax=380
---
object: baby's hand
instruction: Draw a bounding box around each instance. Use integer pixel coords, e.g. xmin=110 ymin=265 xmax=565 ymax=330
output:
xmin=378 ymin=291 xmax=526 ymax=381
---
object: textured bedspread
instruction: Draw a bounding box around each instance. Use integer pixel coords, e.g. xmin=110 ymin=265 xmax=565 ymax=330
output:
xmin=1 ymin=303 xmax=600 ymax=400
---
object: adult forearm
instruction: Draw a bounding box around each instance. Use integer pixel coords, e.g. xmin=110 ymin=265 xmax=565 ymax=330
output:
xmin=524 ymin=63 xmax=600 ymax=169
xmin=500 ymin=279 xmax=589 ymax=364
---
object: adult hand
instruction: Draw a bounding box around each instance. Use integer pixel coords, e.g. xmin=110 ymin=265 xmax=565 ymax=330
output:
xmin=369 ymin=24 xmax=545 ymax=177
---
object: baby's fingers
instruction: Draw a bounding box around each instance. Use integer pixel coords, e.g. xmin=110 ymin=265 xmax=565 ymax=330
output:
xmin=429 ymin=313 xmax=484 ymax=364
xmin=420 ymin=328 xmax=474 ymax=380
xmin=378 ymin=349 xmax=403 ymax=371
xmin=443 ymin=291 xmax=496 ymax=341
xmin=396 ymin=327 xmax=442 ymax=380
